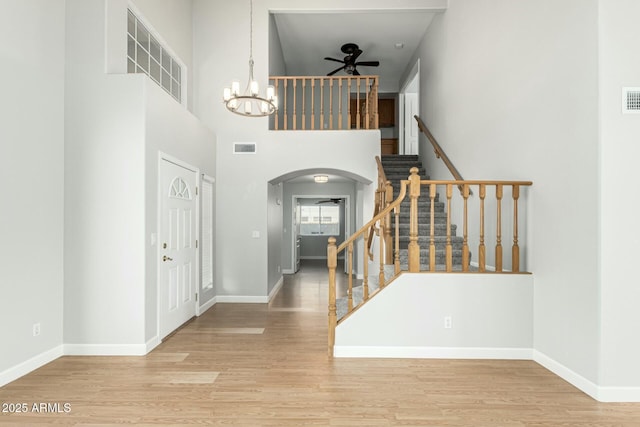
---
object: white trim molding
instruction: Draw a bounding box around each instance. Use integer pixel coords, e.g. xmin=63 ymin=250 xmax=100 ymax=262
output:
xmin=334 ymin=346 xmax=533 ymax=360
xmin=0 ymin=346 xmax=64 ymax=388
xmin=268 ymin=277 xmax=284 ymax=302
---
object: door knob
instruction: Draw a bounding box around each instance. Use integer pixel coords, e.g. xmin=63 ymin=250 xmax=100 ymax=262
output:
xmin=163 ymin=255 xmax=173 ymax=262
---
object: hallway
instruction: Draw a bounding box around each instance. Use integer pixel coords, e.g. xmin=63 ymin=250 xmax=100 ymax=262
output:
xmin=1 ymin=261 xmax=640 ymax=425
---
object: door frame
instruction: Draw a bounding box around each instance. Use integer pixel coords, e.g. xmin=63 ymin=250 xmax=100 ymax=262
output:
xmin=399 ymin=59 xmax=420 ymax=155
xmin=157 ymin=152 xmax=201 ymax=340
xmin=290 ymin=194 xmax=351 ymax=273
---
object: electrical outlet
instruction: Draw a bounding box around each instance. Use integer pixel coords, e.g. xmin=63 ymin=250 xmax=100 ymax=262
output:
xmin=33 ymin=323 xmax=41 ymax=336
xmin=444 ymin=316 xmax=452 ymax=329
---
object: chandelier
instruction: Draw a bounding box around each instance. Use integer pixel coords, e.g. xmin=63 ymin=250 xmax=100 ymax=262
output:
xmin=223 ymin=0 xmax=277 ymax=117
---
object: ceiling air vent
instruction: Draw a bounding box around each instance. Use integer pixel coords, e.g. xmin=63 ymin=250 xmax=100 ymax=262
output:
xmin=623 ymin=87 xmax=640 ymax=114
xmin=233 ymin=142 xmax=256 ymax=154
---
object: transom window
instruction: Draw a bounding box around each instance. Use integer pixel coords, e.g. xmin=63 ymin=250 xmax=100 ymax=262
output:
xmin=300 ymin=205 xmax=340 ymax=236
xmin=127 ymin=9 xmax=182 ymax=103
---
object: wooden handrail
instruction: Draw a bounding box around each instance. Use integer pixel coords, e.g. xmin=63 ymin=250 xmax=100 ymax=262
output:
xmin=414 ymin=115 xmax=470 ymax=195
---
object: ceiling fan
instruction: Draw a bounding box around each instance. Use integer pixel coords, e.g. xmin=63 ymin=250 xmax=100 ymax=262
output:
xmin=324 ymin=43 xmax=380 ymax=76
xmin=316 ymin=198 xmax=344 ymax=204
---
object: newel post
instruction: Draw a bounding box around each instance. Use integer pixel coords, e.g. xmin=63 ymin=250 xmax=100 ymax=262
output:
xmin=327 ymin=237 xmax=337 ymax=358
xmin=408 ymin=168 xmax=421 ymax=272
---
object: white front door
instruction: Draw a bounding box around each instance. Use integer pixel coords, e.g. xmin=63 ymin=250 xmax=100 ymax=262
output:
xmin=404 ymin=92 xmax=419 ymax=155
xmin=159 ymin=158 xmax=198 ymax=339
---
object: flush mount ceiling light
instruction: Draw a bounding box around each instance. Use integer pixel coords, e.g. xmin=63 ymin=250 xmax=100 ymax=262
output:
xmin=314 ymin=175 xmax=329 ymax=184
xmin=222 ymin=0 xmax=277 ymax=117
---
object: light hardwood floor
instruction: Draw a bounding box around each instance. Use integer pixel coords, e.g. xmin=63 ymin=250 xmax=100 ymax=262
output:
xmin=1 ymin=260 xmax=640 ymax=426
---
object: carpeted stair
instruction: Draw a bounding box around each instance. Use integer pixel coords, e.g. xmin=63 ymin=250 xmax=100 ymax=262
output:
xmin=335 ymin=155 xmax=468 ymax=320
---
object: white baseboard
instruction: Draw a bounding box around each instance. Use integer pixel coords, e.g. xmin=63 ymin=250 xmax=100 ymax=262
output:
xmin=145 ymin=336 xmax=160 ymax=353
xmin=0 ymin=345 xmax=64 ymax=387
xmin=533 ymin=350 xmax=599 ymax=400
xmin=334 ymin=346 xmax=532 ymax=360
xmin=198 ymin=296 xmax=217 ymax=314
xmin=533 ymin=350 xmax=640 ymax=402
xmin=282 ymin=269 xmax=295 ymax=274
xmin=215 ymin=295 xmax=269 ymax=303
xmin=64 ymin=343 xmax=149 ymax=356
xmin=268 ymin=277 xmax=284 ymax=302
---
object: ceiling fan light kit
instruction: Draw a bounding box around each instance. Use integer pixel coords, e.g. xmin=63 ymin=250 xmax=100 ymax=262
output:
xmin=324 ymin=42 xmax=380 ymax=76
xmin=223 ymin=0 xmax=278 ymax=117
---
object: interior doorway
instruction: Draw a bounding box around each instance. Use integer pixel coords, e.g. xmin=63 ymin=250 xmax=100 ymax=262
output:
xmin=400 ymin=60 xmax=420 ymax=155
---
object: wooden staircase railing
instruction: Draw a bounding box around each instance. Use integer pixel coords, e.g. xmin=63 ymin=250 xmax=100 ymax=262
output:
xmin=327 ymin=167 xmax=532 ymax=357
xmin=269 ymin=75 xmax=379 ymax=131
xmin=414 ymin=115 xmax=471 ymax=194
xmin=367 ymin=156 xmax=393 ymax=262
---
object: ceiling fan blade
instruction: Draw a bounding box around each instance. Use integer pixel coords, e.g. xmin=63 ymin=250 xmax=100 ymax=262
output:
xmin=327 ymin=65 xmax=345 ymax=76
xmin=351 ymin=49 xmax=363 ymax=61
xmin=352 ymin=69 xmax=361 ymax=76
xmin=324 ymin=57 xmax=345 ymax=64
xmin=355 ymin=61 xmax=380 ymax=67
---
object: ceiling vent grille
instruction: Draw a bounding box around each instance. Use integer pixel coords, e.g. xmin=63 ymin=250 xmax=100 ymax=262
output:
xmin=233 ymin=142 xmax=257 ymax=154
xmin=623 ymin=87 xmax=640 ymax=114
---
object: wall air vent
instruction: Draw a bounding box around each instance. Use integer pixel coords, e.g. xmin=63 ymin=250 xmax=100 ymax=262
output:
xmin=623 ymin=87 xmax=640 ymax=114
xmin=233 ymin=142 xmax=257 ymax=154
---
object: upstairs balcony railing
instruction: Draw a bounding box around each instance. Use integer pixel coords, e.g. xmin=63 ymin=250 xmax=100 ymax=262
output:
xmin=269 ymin=75 xmax=379 ymax=131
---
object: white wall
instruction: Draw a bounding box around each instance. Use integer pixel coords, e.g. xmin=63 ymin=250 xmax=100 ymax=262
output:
xmin=0 ymin=0 xmax=65 ymax=384
xmin=335 ymin=273 xmax=533 ymax=358
xmin=193 ymin=0 xmax=453 ymax=300
xmin=598 ymin=0 xmax=640 ymax=393
xmin=65 ymin=0 xmax=215 ymax=351
xmin=401 ymin=0 xmax=640 ymax=400
xmin=65 ymin=0 xmax=147 ymax=349
xmin=267 ymin=182 xmax=284 ymax=295
xmin=130 ymin=0 xmax=194 ymax=112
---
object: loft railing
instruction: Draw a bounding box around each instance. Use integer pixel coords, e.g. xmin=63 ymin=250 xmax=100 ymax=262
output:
xmin=327 ymin=167 xmax=532 ymax=357
xmin=269 ymin=75 xmax=379 ymax=131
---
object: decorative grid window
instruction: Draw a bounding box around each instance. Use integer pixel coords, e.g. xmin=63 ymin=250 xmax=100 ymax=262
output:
xmin=169 ymin=177 xmax=191 ymax=200
xmin=624 ymin=88 xmax=640 ymax=113
xmin=300 ymin=205 xmax=340 ymax=236
xmin=127 ymin=9 xmax=182 ymax=103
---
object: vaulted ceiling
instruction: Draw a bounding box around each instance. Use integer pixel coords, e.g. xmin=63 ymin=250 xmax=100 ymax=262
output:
xmin=272 ymin=10 xmax=438 ymax=93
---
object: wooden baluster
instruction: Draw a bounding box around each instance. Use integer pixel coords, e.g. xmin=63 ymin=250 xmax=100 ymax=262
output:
xmin=384 ymin=181 xmax=393 ymax=265
xmin=347 ymin=78 xmax=352 ymax=129
xmin=462 ymin=184 xmax=470 ymax=272
xmin=446 ymin=183 xmax=453 ymax=272
xmin=512 ymin=184 xmax=520 ymax=273
xmin=292 ymin=79 xmax=297 ymax=130
xmin=479 ymin=184 xmax=486 ymax=272
xmin=394 ymin=205 xmax=401 ymax=275
xmin=329 ymin=79 xmax=334 ymax=130
xmin=379 ymin=220 xmax=385 ymax=288
xmin=429 ymin=183 xmax=436 ymax=271
xmin=408 ymin=168 xmax=421 ymax=272
xmin=495 ymin=184 xmax=503 ymax=272
xmin=356 ymin=78 xmax=361 ymax=129
xmin=373 ymin=78 xmax=379 ymax=129
xmin=363 ymin=233 xmax=369 ymax=300
xmin=311 ymin=78 xmax=315 ymax=130
xmin=327 ymin=237 xmax=337 ymax=358
xmin=301 ymin=78 xmax=306 ymax=130
xmin=364 ymin=77 xmax=370 ymax=129
xmin=320 ymin=79 xmax=325 ymax=130
xmin=348 ymin=242 xmax=353 ymax=311
xmin=283 ymin=79 xmax=288 ymax=130
xmin=338 ymin=78 xmax=343 ymax=130
xmin=274 ymin=79 xmax=280 ymax=130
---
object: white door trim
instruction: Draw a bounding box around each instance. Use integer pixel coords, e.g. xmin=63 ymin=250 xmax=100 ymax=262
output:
xmin=157 ymin=152 xmax=200 ymax=339
xmin=399 ymin=59 xmax=420 ymax=155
